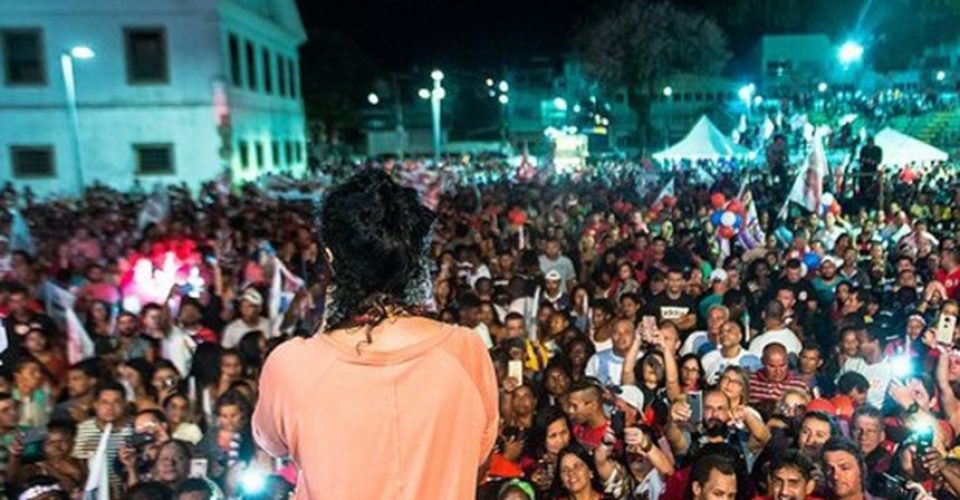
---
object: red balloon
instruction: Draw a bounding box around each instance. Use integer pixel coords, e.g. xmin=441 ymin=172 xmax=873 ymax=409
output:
xmin=662 ymin=196 xmax=677 ymax=208
xmin=508 ymin=208 xmax=527 ymax=226
xmin=829 ymin=201 xmax=842 ymax=216
xmin=710 ymin=192 xmax=726 ymax=209
xmin=718 ymin=226 xmax=736 ymax=239
xmin=726 ymin=199 xmax=743 ymax=214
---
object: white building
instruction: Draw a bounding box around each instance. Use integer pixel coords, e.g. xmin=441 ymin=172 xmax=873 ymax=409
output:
xmin=0 ymin=0 xmax=307 ymax=196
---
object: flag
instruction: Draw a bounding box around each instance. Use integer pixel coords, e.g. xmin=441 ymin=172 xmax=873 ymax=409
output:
xmin=47 ymin=284 xmax=95 ymax=364
xmin=137 ymin=186 xmax=169 ymax=231
xmin=781 ymin=135 xmax=827 ymax=217
xmin=8 ymin=209 xmax=34 ymax=255
xmin=737 ymin=183 xmax=766 ymax=250
xmin=268 ymin=257 xmax=305 ymax=337
xmin=653 ymin=178 xmax=675 ymax=206
xmin=83 ymin=423 xmax=113 ymax=500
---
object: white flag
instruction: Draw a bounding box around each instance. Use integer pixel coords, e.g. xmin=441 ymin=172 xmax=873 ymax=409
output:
xmin=781 ymin=135 xmax=827 ymax=217
xmin=47 ymin=284 xmax=94 ymax=364
xmin=268 ymin=257 xmax=305 ymax=337
xmin=83 ymin=423 xmax=113 ymax=500
xmin=654 ymin=179 xmax=675 ymax=205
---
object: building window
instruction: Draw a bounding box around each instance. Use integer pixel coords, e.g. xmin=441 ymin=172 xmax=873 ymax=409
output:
xmin=10 ymin=145 xmax=54 ymax=177
xmin=271 ymin=140 xmax=280 ymax=166
xmin=288 ymin=59 xmax=297 ymax=97
xmin=262 ymin=48 xmax=272 ymax=94
xmin=228 ymin=33 xmax=241 ymax=87
xmin=125 ymin=28 xmax=169 ymax=84
xmin=284 ymin=141 xmax=293 ymax=164
xmin=277 ymin=55 xmax=287 ymax=97
xmin=296 ymin=141 xmax=304 ymax=162
xmin=238 ymin=140 xmax=249 ymax=167
xmin=134 ymin=144 xmax=174 ymax=174
xmin=254 ymin=142 xmax=263 ymax=167
xmin=245 ymin=41 xmax=257 ymax=91
xmin=2 ymin=29 xmax=46 ymax=86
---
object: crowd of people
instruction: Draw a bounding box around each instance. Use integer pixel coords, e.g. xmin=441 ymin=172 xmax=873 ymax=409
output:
xmin=1 ymin=130 xmax=960 ymax=499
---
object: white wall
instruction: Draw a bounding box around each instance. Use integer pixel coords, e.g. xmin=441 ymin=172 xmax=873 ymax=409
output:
xmin=0 ymin=0 xmax=308 ymax=195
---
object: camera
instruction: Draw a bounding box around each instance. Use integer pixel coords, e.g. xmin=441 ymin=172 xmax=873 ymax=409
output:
xmin=126 ymin=432 xmax=156 ymax=450
xmin=869 ymin=473 xmax=926 ymax=500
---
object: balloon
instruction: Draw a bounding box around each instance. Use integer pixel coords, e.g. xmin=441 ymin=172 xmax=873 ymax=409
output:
xmin=830 ymin=201 xmax=841 ymax=216
xmin=804 ymin=252 xmax=821 ymax=270
xmin=718 ymin=226 xmax=736 ymax=239
xmin=726 ymin=200 xmax=743 ymax=214
xmin=508 ymin=208 xmax=527 ymax=226
xmin=710 ymin=192 xmax=726 ymax=209
xmin=775 ymin=226 xmax=794 ymax=245
xmin=710 ymin=211 xmax=723 ymax=227
xmin=720 ymin=211 xmax=737 ymax=227
xmin=821 ymin=192 xmax=835 ymax=207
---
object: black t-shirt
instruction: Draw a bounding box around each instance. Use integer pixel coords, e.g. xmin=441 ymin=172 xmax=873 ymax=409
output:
xmin=644 ymin=293 xmax=697 ymax=333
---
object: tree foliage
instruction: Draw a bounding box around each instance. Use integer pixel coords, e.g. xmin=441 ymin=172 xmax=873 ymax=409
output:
xmin=576 ymin=0 xmax=730 ymax=95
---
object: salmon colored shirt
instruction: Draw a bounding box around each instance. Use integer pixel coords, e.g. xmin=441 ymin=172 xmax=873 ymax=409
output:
xmin=253 ymin=317 xmax=500 ymax=499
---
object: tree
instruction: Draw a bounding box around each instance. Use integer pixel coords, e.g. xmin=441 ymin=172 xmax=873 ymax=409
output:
xmin=575 ymin=0 xmax=730 ymax=145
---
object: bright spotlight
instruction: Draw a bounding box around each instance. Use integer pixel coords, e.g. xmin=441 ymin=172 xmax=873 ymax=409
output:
xmin=418 ymin=88 xmax=431 ymax=100
xmin=431 ymin=69 xmax=444 ymax=81
xmin=367 ymin=93 xmax=380 ymax=105
xmin=498 ymin=80 xmax=509 ymax=93
xmin=498 ymin=94 xmax=509 ymax=105
xmin=433 ymin=87 xmax=446 ymax=100
xmin=838 ymin=41 xmax=864 ymax=65
xmin=663 ymin=86 xmax=673 ymax=97
xmin=485 ymin=78 xmax=494 ymax=87
xmin=738 ymin=84 xmax=755 ymax=103
xmin=817 ymin=82 xmax=828 ymax=93
xmin=553 ymin=97 xmax=568 ymax=111
xmin=70 ymin=46 xmax=95 ymax=59
xmin=240 ymin=467 xmax=267 ymax=494
xmin=937 ymin=70 xmax=947 ymax=82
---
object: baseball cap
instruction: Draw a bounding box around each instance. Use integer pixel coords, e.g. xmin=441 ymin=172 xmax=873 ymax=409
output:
xmin=614 ymin=385 xmax=644 ymax=412
xmin=240 ymin=288 xmax=263 ymax=307
xmin=545 ymin=270 xmax=562 ymax=282
xmin=709 ymin=269 xmax=728 ymax=283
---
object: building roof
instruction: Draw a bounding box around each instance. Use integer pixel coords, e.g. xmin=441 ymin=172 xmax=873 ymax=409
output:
xmin=224 ymin=0 xmax=307 ymax=44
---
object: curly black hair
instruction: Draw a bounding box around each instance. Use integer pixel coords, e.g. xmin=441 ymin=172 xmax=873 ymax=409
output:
xmin=321 ymin=168 xmax=436 ymax=333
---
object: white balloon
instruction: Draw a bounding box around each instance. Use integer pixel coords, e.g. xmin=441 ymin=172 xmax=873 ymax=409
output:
xmin=821 ymin=192 xmax=835 ymax=206
xmin=721 ymin=211 xmax=737 ymax=227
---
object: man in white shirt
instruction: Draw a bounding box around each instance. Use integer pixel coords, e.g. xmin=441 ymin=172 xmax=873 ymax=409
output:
xmin=458 ymin=293 xmax=493 ymax=348
xmin=585 ymin=319 xmax=634 ymax=386
xmin=838 ymin=326 xmax=895 ymax=409
xmin=539 ymin=238 xmax=576 ymax=291
xmin=701 ymin=321 xmax=762 ymax=384
xmin=749 ymin=301 xmax=802 ymax=358
xmin=680 ymin=304 xmax=728 ymax=357
xmin=221 ymin=288 xmax=271 ymax=348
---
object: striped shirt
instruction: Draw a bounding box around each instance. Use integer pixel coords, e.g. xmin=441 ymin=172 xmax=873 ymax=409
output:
xmin=748 ymin=370 xmax=809 ymax=414
xmin=72 ymin=419 xmax=133 ymax=496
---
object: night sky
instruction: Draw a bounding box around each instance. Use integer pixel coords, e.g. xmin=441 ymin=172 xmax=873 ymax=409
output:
xmin=297 ymin=0 xmax=615 ymax=71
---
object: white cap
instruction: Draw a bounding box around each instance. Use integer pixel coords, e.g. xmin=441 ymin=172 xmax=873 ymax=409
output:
xmin=615 ymin=385 xmax=645 ymax=411
xmin=545 ymin=270 xmax=562 ymax=281
xmin=709 ymin=269 xmax=728 ymax=282
xmin=240 ymin=288 xmax=263 ymax=307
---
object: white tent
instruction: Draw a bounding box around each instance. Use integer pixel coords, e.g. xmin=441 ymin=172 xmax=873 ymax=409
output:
xmin=653 ymin=115 xmax=750 ymax=162
xmin=874 ymin=127 xmax=949 ymax=167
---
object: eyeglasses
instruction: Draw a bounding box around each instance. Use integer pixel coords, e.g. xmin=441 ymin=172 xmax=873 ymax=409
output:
xmin=853 ymin=427 xmax=882 ymax=437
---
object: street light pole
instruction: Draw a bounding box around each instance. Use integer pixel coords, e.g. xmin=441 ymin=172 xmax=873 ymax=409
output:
xmin=430 ymin=70 xmax=444 ymax=166
xmin=60 ymin=46 xmax=94 ymax=195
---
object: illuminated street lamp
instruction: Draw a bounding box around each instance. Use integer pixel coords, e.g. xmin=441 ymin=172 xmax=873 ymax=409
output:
xmin=498 ymin=80 xmax=509 ymax=93
xmin=817 ymin=82 xmax=828 ymax=93
xmin=485 ymin=77 xmax=494 ymax=87
xmin=838 ymin=40 xmax=864 ymax=66
xmin=937 ymin=70 xmax=947 ymax=82
xmin=663 ymin=86 xmax=673 ymax=98
xmin=418 ymin=69 xmax=445 ymax=164
xmin=498 ymin=94 xmax=509 ymax=105
xmin=367 ymin=92 xmax=380 ymax=105
xmin=553 ymin=97 xmax=568 ymax=111
xmin=60 ymin=45 xmax=95 ymax=194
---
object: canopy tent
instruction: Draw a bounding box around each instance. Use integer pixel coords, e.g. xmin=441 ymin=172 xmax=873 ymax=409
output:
xmin=874 ymin=127 xmax=949 ymax=167
xmin=653 ymin=116 xmax=750 ymax=162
